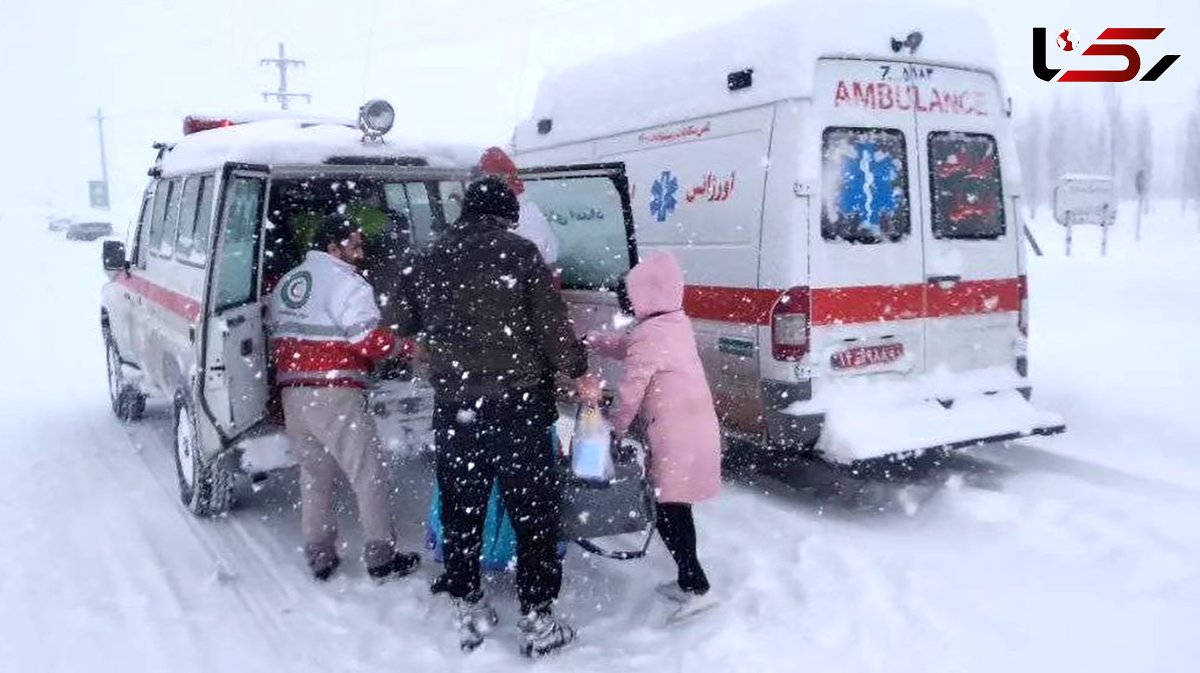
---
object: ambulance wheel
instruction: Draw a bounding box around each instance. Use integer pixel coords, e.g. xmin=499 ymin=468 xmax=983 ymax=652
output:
xmin=173 ymin=395 xmax=235 ymax=517
xmin=105 ymin=335 xmax=145 ymax=422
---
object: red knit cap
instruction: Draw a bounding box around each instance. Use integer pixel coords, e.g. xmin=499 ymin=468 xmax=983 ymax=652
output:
xmin=478 ymin=146 xmax=524 ymax=195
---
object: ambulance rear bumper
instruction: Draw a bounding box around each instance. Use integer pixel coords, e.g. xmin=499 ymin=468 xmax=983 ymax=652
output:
xmin=761 ymin=379 xmax=1054 ymax=455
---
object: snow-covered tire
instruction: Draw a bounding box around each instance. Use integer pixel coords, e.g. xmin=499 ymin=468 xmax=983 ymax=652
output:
xmin=173 ymin=395 xmax=235 ymax=517
xmin=105 ymin=335 xmax=145 ymax=422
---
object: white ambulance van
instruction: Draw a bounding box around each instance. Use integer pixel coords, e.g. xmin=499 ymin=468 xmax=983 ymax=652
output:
xmin=99 ymin=103 xmax=637 ymax=515
xmin=514 ymin=1 xmax=1064 ymax=465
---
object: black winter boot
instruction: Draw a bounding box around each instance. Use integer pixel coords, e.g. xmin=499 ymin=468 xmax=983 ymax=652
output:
xmin=367 ymin=551 xmax=421 ymax=583
xmin=517 ymin=606 xmax=576 ymax=658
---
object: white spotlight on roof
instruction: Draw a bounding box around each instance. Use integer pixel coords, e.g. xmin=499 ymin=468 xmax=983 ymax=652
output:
xmin=358 ymin=99 xmax=395 ymax=141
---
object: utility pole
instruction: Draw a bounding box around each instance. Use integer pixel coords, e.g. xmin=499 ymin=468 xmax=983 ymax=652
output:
xmin=260 ymin=42 xmax=310 ymax=110
xmin=88 ymin=107 xmax=110 ymax=210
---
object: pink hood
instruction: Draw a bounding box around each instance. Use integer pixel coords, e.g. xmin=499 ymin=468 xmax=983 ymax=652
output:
xmin=625 ymin=251 xmax=685 ymax=320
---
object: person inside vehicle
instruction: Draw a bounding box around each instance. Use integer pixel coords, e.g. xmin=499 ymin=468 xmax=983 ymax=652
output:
xmin=388 ymin=176 xmax=600 ymax=657
xmin=266 ymin=214 xmax=421 ymax=583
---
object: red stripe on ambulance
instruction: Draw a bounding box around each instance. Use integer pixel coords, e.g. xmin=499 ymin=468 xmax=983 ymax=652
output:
xmin=926 ymin=278 xmax=1020 ymax=319
xmin=683 ymin=279 xmax=1019 ymax=327
xmin=811 ymin=284 xmax=924 ymax=325
xmin=117 ymin=273 xmax=201 ymax=322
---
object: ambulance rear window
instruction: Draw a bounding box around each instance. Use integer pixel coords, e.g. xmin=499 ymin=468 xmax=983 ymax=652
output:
xmin=821 ymin=127 xmax=911 ymax=244
xmin=929 ymin=132 xmax=1005 ymax=240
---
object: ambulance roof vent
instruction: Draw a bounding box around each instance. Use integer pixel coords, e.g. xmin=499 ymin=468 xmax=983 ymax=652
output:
xmin=891 ymin=30 xmax=923 ymax=54
xmin=727 ymin=68 xmax=754 ymax=92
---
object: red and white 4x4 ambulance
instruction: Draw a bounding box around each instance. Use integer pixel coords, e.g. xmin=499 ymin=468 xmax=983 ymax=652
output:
xmin=99 ymin=104 xmax=637 ymax=516
xmin=513 ymin=1 xmax=1064 ymax=464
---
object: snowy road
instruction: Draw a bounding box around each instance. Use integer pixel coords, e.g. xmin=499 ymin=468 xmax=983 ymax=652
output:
xmin=2 ymin=207 xmax=1199 ymax=672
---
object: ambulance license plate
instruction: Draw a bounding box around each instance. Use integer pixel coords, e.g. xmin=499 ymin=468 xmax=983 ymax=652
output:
xmin=831 ymin=343 xmax=905 ymax=370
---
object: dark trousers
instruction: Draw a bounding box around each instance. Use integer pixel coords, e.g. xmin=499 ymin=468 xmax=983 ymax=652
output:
xmin=435 ymin=396 xmax=562 ymax=614
xmin=656 ymin=502 xmax=710 ymax=594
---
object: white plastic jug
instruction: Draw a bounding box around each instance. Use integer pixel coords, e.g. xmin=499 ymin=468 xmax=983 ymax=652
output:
xmin=569 ymin=404 xmax=615 ymax=485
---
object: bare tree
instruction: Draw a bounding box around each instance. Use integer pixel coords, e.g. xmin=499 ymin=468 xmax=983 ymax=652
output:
xmin=1045 ymin=94 xmax=1071 ymax=193
xmin=1183 ymin=90 xmax=1200 ymax=216
xmin=1015 ymin=110 xmax=1045 ymax=216
xmin=1134 ymin=109 xmax=1153 ymax=211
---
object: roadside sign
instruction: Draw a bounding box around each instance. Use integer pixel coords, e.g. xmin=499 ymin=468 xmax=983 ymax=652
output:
xmin=88 ymin=181 xmax=110 ymax=209
xmin=1054 ymin=174 xmax=1116 ymax=256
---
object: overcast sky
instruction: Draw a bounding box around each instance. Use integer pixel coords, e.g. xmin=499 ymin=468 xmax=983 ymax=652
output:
xmin=1 ymin=0 xmax=1196 ymax=220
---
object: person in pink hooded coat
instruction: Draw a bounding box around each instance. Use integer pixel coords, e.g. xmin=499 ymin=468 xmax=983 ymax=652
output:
xmin=587 ymin=251 xmax=721 ymax=606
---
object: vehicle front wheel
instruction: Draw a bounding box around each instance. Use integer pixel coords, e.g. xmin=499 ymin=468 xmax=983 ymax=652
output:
xmin=173 ymin=396 xmax=235 ymax=517
xmin=105 ymin=336 xmax=145 ymax=422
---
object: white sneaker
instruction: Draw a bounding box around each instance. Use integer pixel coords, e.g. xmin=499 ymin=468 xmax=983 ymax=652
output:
xmin=454 ymin=594 xmax=499 ymax=653
xmin=665 ymin=590 xmax=720 ymax=625
xmin=655 ymin=581 xmax=691 ymax=603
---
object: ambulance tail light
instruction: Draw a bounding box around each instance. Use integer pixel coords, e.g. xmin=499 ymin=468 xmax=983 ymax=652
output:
xmin=772 ymin=287 xmax=811 ymax=361
xmin=1018 ymin=274 xmax=1029 ymax=337
xmin=183 ymin=116 xmax=237 ymax=136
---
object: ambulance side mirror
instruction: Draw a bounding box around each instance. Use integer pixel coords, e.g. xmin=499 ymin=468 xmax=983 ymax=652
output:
xmin=103 ymin=240 xmax=128 ymax=272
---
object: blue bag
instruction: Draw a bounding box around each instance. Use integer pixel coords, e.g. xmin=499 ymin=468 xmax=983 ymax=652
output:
xmin=426 ymin=479 xmax=518 ymax=572
xmin=425 ymin=426 xmax=565 ymax=572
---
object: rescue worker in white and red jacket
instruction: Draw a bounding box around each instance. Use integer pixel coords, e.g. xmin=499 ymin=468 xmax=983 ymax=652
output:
xmin=268 ymin=214 xmax=420 ymax=582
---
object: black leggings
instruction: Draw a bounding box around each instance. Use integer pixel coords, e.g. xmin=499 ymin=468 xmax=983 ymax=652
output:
xmin=655 ymin=502 xmax=710 ymax=594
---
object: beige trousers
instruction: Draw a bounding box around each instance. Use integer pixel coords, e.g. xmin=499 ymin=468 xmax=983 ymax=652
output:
xmin=281 ymin=386 xmax=396 ymax=568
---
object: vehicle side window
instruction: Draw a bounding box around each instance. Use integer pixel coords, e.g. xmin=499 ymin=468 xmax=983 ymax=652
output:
xmin=929 ymin=132 xmax=1005 ymax=240
xmin=175 ymin=175 xmax=214 ymax=264
xmin=132 ymin=190 xmax=153 ymax=269
xmin=174 ymin=178 xmax=201 ymax=260
xmin=521 ymin=174 xmax=631 ymax=290
xmin=159 ymin=178 xmax=184 ymax=256
xmin=385 ymin=182 xmax=440 ymax=248
xmin=147 ymin=178 xmax=176 ymax=255
xmin=214 ymin=177 xmax=266 ymax=311
xmin=191 ymin=176 xmax=215 ymax=263
xmin=438 ymin=181 xmax=465 ymax=228
xmin=821 ymin=127 xmax=911 ymax=244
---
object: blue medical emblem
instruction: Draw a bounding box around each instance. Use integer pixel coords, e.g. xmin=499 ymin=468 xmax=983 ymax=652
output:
xmin=649 ymin=170 xmax=679 ymax=223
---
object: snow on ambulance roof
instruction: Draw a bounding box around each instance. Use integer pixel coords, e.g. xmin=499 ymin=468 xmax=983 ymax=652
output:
xmin=157 ymin=119 xmax=482 ymax=177
xmin=516 ymin=0 xmax=1002 ymax=150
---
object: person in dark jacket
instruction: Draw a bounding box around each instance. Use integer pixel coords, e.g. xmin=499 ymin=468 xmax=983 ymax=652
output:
xmin=391 ymin=176 xmax=598 ymax=657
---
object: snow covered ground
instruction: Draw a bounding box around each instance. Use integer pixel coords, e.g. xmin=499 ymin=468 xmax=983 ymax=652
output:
xmin=2 ymin=204 xmax=1198 ymax=672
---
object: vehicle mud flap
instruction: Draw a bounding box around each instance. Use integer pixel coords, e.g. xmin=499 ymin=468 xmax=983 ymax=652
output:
xmin=815 ymin=390 xmax=1066 ymax=465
